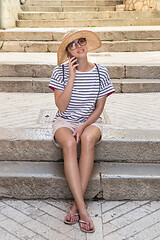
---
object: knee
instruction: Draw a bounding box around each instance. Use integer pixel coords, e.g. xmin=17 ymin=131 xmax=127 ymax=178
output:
xmin=63 ymin=137 xmax=76 ymax=150
xmin=81 ymin=132 xmax=95 ymax=148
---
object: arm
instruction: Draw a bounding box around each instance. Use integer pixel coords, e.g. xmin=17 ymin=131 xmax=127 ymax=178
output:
xmin=73 ymin=96 xmax=107 ymax=143
xmin=54 ymin=57 xmax=79 ymax=113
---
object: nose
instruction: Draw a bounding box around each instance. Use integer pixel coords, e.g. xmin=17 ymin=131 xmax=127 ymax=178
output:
xmin=76 ymin=42 xmax=81 ymax=48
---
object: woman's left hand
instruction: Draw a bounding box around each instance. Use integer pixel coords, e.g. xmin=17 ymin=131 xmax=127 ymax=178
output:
xmin=73 ymin=123 xmax=86 ymax=144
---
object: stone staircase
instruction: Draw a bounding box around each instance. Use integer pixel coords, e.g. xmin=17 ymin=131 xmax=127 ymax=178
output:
xmin=17 ymin=0 xmax=160 ymax=27
xmin=0 ymin=0 xmax=160 ymax=201
xmin=1 ymin=26 xmax=160 ymax=53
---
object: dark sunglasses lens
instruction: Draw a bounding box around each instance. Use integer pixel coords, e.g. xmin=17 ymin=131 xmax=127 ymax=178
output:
xmin=79 ymin=38 xmax=86 ymax=45
xmin=68 ymin=38 xmax=86 ymax=50
xmin=68 ymin=42 xmax=76 ymax=50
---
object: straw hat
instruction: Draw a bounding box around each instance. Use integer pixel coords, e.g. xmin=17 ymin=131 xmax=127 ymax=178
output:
xmin=57 ymin=29 xmax=102 ymax=65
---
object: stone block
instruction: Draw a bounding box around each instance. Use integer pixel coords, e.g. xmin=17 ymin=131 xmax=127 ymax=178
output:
xmin=0 ymin=77 xmax=32 ymax=92
xmin=0 ymin=41 xmax=25 ymax=52
xmin=126 ymin=66 xmax=160 ymax=79
xmin=0 ymin=128 xmax=62 ymax=161
xmin=1 ymin=0 xmax=21 ymax=28
xmin=142 ymin=4 xmax=150 ymax=10
xmin=32 ymin=79 xmax=52 ymax=93
xmin=0 ymin=162 xmax=101 ymax=200
xmin=21 ymin=6 xmax=62 ymax=12
xmin=111 ymin=80 xmax=122 ymax=93
xmin=24 ymin=42 xmax=48 ymax=53
xmin=116 ymin=4 xmax=126 ymax=11
xmin=1 ymin=128 xmax=160 ymax=163
xmin=121 ymin=79 xmax=160 ymax=93
xmin=106 ymin=66 xmax=125 ymax=79
xmin=25 ymin=0 xmax=61 ymax=6
xmin=95 ymin=128 xmax=160 ymax=162
xmin=48 ymin=42 xmax=59 ymax=53
xmin=100 ymin=162 xmax=160 ymax=200
xmin=0 ymin=64 xmax=54 ymax=77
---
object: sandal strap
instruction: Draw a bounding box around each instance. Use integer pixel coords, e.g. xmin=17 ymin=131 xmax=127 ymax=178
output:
xmin=79 ymin=220 xmax=90 ymax=225
xmin=67 ymin=210 xmax=79 ymax=217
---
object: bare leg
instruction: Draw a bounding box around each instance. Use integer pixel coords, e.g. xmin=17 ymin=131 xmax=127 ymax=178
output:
xmin=54 ymin=127 xmax=91 ymax=223
xmin=70 ymin=125 xmax=101 ymax=230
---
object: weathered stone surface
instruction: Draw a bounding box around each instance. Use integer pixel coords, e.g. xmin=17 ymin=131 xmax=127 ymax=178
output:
xmin=95 ymin=128 xmax=160 ymax=162
xmin=106 ymin=66 xmax=125 ymax=79
xmin=1 ymin=0 xmax=21 ymax=28
xmin=16 ymin=19 xmax=130 ymax=28
xmin=0 ymin=77 xmax=33 ymax=92
xmin=125 ymin=0 xmax=159 ymax=11
xmin=0 ymin=128 xmax=62 ymax=161
xmin=0 ymin=64 xmax=54 ymax=77
xmin=0 ymin=63 xmax=126 ymax=78
xmin=126 ymin=66 xmax=160 ymax=79
xmin=0 ymin=161 xmax=101 ymax=199
xmin=0 ymin=128 xmax=160 ymax=162
xmin=101 ymin=162 xmax=160 ymax=200
xmin=1 ymin=40 xmax=160 ymax=53
xmin=1 ymin=27 xmax=160 ymax=42
xmin=47 ymin=42 xmax=59 ymax=53
xmin=25 ymin=0 xmax=122 ymax=7
xmin=102 ymin=40 xmax=160 ymax=52
xmin=0 ymin=31 xmax=53 ymax=41
xmin=121 ymin=79 xmax=160 ymax=92
xmin=0 ymin=41 xmax=24 ymax=52
xmin=32 ymin=79 xmax=53 ymax=93
xmin=21 ymin=5 xmax=115 ymax=12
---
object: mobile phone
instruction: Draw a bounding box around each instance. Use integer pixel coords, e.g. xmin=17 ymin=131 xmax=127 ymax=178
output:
xmin=67 ymin=52 xmax=78 ymax=69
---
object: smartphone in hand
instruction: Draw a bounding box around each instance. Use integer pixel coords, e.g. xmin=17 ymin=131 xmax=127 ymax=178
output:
xmin=67 ymin=52 xmax=78 ymax=69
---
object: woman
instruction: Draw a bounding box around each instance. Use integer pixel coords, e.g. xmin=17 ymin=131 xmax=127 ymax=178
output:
xmin=49 ymin=29 xmax=115 ymax=233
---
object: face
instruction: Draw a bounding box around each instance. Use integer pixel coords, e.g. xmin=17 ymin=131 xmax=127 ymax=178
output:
xmin=67 ymin=38 xmax=88 ymax=59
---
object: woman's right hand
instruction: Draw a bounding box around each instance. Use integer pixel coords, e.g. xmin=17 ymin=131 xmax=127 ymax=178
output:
xmin=68 ymin=56 xmax=79 ymax=81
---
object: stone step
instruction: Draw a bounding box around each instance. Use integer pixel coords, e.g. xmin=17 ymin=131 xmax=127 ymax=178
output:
xmin=0 ymin=52 xmax=160 ymax=79
xmin=18 ymin=11 xmax=160 ymax=20
xmin=21 ymin=5 xmax=116 ymax=11
xmin=16 ymin=18 xmax=160 ymax=28
xmin=0 ymin=127 xmax=160 ymax=162
xmin=0 ymin=161 xmax=160 ymax=200
xmin=1 ymin=26 xmax=160 ymax=41
xmin=0 ymin=77 xmax=160 ymax=93
xmin=24 ymin=0 xmax=123 ymax=6
xmin=1 ymin=40 xmax=160 ymax=53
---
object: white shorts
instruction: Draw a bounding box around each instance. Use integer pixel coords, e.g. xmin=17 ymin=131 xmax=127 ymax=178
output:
xmin=52 ymin=117 xmax=103 ymax=148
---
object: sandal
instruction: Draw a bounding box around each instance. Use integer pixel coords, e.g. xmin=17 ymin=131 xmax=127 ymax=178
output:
xmin=64 ymin=210 xmax=79 ymax=225
xmin=79 ymin=218 xmax=95 ymax=233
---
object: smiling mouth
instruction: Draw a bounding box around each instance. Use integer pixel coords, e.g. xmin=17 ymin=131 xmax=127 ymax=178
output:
xmin=78 ymin=49 xmax=84 ymax=53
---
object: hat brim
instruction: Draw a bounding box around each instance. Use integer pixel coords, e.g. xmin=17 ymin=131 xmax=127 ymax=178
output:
xmin=57 ymin=30 xmax=102 ymax=65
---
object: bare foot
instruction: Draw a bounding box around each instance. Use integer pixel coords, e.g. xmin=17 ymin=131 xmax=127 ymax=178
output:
xmin=79 ymin=212 xmax=95 ymax=233
xmin=64 ymin=205 xmax=79 ymax=224
xmin=79 ymin=216 xmax=95 ymax=233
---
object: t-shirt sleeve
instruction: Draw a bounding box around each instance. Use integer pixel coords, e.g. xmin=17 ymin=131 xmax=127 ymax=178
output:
xmin=49 ymin=65 xmax=64 ymax=92
xmin=98 ymin=66 xmax=115 ymax=99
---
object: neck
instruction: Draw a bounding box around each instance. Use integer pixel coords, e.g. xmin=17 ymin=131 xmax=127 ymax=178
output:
xmin=77 ymin=56 xmax=94 ymax=72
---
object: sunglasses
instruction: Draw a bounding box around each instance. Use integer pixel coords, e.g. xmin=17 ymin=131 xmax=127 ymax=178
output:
xmin=67 ymin=38 xmax=87 ymax=50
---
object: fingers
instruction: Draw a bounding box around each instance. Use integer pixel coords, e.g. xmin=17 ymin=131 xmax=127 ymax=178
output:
xmin=73 ymin=130 xmax=80 ymax=144
xmin=68 ymin=57 xmax=79 ymax=69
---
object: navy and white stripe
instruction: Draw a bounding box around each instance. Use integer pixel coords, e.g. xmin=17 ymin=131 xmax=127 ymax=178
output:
xmin=49 ymin=63 xmax=115 ymax=123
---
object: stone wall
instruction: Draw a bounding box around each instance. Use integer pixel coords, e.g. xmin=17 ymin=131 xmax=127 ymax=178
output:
xmin=0 ymin=0 xmax=21 ymax=29
xmin=125 ymin=0 xmax=160 ymax=11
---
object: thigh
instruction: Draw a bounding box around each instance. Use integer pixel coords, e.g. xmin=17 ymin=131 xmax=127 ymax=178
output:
xmin=81 ymin=125 xmax=101 ymax=146
xmin=55 ymin=127 xmax=76 ymax=149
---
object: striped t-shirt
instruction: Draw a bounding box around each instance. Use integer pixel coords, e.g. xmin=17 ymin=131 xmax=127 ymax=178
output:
xmin=49 ymin=63 xmax=115 ymax=123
